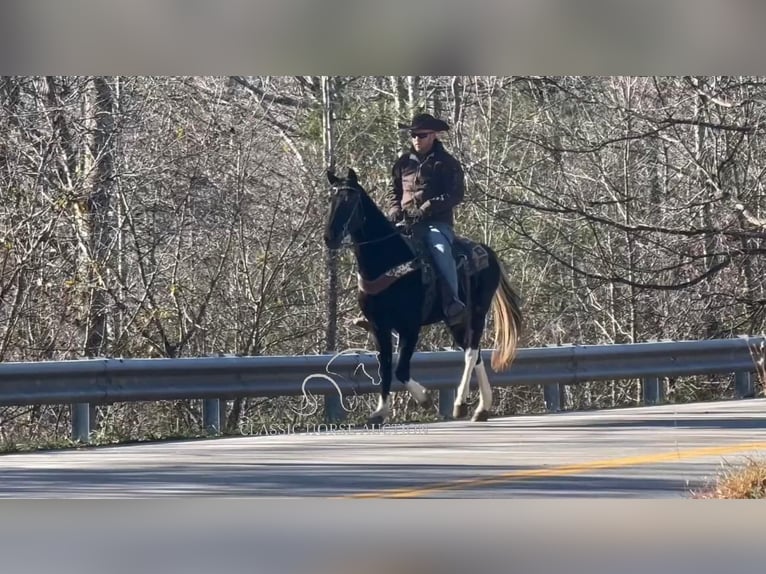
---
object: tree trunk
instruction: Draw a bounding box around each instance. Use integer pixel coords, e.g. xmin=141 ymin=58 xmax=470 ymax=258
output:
xmin=76 ymin=76 xmax=116 ymax=357
xmin=407 ymin=76 xmax=419 ymax=115
xmin=322 ymin=76 xmax=338 ymax=353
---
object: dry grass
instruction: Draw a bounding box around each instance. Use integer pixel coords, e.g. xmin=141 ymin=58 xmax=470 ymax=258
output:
xmin=693 ymin=457 xmax=766 ymax=499
xmin=696 ymin=338 xmax=766 ymax=497
xmin=698 ymin=337 xmax=766 ymax=497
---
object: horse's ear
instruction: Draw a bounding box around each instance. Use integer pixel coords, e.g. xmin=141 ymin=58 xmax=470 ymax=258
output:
xmin=347 ymin=168 xmax=357 ymax=183
xmin=327 ymin=169 xmax=338 ymax=185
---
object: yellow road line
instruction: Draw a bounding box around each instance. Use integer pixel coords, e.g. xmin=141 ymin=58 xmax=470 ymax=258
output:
xmin=346 ymin=441 xmax=766 ymax=498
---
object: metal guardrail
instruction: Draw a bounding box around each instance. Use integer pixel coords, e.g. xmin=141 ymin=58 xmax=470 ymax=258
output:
xmin=0 ymin=336 xmax=763 ymax=442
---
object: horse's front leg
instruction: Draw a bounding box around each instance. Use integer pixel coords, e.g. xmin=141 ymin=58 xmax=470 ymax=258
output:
xmin=368 ymin=325 xmax=393 ymax=425
xmin=394 ymin=326 xmax=429 ymax=408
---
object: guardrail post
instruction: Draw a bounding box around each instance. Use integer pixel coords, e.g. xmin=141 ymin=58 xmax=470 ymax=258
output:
xmin=202 ymin=398 xmax=221 ymax=435
xmin=220 ymin=399 xmax=227 ymax=431
xmin=325 ymin=394 xmax=347 ymax=423
xmin=735 ymin=371 xmax=755 ymax=399
xmin=71 ymin=403 xmax=91 ymax=443
xmin=543 ymin=384 xmax=561 ymax=412
xmin=642 ymin=376 xmax=663 ymax=405
xmin=439 ymin=387 xmax=456 ymax=419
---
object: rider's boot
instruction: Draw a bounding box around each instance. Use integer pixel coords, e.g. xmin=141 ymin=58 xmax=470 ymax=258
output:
xmin=440 ymin=277 xmax=466 ymax=325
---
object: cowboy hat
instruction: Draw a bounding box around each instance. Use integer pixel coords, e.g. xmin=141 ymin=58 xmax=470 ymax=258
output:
xmin=398 ymin=112 xmax=450 ymax=132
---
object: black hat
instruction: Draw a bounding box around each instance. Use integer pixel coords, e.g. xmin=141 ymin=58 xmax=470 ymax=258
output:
xmin=398 ymin=112 xmax=450 ymax=132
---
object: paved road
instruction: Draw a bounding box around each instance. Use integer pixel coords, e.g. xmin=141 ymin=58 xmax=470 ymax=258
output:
xmin=2 ymin=398 xmax=766 ymax=497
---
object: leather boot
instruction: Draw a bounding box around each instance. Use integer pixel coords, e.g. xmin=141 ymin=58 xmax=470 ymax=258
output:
xmin=440 ymin=279 xmax=465 ymax=324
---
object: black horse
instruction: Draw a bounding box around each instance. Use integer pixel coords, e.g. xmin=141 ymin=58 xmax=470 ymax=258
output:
xmin=323 ymin=168 xmax=523 ymax=423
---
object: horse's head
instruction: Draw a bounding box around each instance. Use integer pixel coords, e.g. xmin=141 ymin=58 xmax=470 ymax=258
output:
xmin=323 ymin=167 xmax=365 ymax=249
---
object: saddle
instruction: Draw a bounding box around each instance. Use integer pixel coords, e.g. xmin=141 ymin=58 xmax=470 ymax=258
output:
xmin=400 ymin=226 xmax=490 ymax=323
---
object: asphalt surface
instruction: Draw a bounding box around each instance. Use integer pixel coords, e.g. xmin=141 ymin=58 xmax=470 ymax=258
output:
xmin=2 ymin=398 xmax=766 ymax=497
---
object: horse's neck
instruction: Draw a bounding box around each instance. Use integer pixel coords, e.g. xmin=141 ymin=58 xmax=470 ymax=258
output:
xmin=352 ymin=198 xmax=413 ymax=280
xmin=354 ymin=236 xmax=413 ymax=280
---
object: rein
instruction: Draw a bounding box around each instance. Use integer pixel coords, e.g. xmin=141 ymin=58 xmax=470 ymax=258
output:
xmin=334 ymin=185 xmax=402 ymax=246
xmin=355 ymin=230 xmax=400 ymax=246
xmin=332 ymin=184 xmax=417 ymax=293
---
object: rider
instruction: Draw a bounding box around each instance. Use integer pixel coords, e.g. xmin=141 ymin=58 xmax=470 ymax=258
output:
xmin=386 ymin=112 xmax=467 ymax=324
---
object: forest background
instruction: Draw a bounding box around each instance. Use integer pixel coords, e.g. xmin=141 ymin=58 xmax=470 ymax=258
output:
xmin=2 ymin=75 xmax=765 ymax=447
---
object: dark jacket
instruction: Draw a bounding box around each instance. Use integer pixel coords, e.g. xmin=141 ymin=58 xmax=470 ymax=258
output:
xmin=386 ymin=139 xmax=465 ymax=227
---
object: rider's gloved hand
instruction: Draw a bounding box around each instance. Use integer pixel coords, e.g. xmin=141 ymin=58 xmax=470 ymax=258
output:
xmin=388 ymin=209 xmax=404 ymax=224
xmin=404 ymin=205 xmax=424 ymax=222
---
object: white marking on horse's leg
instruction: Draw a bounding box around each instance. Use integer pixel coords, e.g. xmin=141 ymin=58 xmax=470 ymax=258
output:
xmin=475 ymin=359 xmax=492 ymax=412
xmin=370 ymin=395 xmax=390 ymax=419
xmin=404 ymin=379 xmax=428 ymax=405
xmin=455 ymin=348 xmax=479 ymax=406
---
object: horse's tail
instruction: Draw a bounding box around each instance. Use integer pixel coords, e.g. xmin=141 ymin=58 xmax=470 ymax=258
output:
xmin=490 ymin=260 xmax=523 ymax=372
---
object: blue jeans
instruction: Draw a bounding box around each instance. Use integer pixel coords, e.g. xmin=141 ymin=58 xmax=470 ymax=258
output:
xmin=420 ymin=222 xmax=459 ymax=299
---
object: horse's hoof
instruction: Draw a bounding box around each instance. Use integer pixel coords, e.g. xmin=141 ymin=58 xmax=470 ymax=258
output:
xmin=453 ymin=403 xmax=469 ymax=419
xmin=471 ymin=409 xmax=491 ymax=422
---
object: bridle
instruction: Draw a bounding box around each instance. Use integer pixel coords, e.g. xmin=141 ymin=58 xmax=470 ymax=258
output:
xmin=331 ymin=185 xmax=399 ymax=246
xmin=332 ymin=185 xmax=362 ymax=243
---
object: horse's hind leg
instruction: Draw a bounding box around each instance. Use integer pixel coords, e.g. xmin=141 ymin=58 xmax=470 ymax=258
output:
xmin=447 ymin=321 xmax=476 ymax=419
xmin=453 ymin=347 xmax=479 ymax=419
xmin=472 ymin=351 xmax=492 ymax=422
xmin=450 ymin=344 xmax=492 ymax=422
xmin=464 ymin=278 xmax=496 ymax=422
